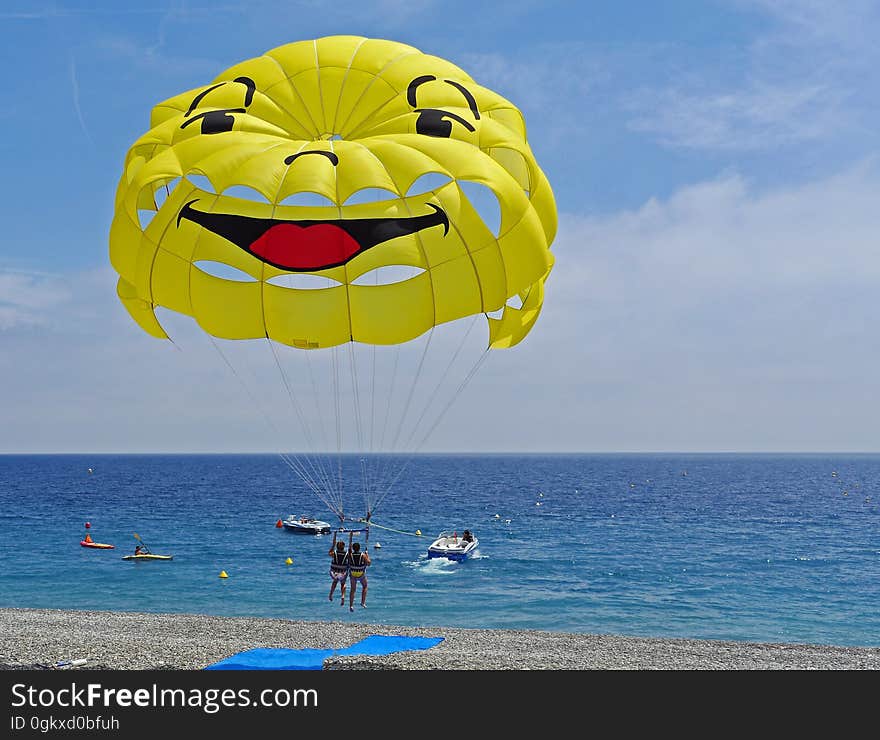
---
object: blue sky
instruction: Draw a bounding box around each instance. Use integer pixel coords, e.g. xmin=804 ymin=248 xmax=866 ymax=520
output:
xmin=2 ymin=1 xmax=880 ymax=453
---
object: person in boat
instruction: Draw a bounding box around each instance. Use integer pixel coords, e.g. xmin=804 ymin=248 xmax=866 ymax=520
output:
xmin=328 ymin=541 xmax=349 ymax=604
xmin=461 ymin=530 xmax=474 ymax=543
xmin=134 ymin=545 xmax=144 ymax=555
xmin=348 ymin=542 xmax=371 ymax=612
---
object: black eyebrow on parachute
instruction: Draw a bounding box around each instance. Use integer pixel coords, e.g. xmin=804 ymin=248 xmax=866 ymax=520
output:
xmin=443 ymin=79 xmax=480 ymax=120
xmin=184 ymin=76 xmax=256 ymax=117
xmin=407 ymin=75 xmax=435 ymax=106
xmin=407 ymin=75 xmax=480 ymax=119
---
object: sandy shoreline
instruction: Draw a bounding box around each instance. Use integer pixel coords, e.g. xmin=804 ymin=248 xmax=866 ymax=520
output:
xmin=1 ymin=608 xmax=878 ymax=670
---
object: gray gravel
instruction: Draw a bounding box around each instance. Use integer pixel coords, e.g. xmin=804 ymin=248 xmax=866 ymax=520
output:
xmin=1 ymin=608 xmax=878 ymax=670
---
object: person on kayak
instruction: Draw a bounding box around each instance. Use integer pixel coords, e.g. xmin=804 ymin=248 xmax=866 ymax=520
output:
xmin=348 ymin=542 xmax=371 ymax=612
xmin=134 ymin=545 xmax=144 ymax=556
xmin=328 ymin=540 xmax=349 ymax=605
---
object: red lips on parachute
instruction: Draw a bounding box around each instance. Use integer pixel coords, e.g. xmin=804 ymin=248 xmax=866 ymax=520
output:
xmin=177 ymin=200 xmax=448 ymax=272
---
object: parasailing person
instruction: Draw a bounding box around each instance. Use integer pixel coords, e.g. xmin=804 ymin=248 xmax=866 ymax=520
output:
xmin=347 ymin=541 xmax=371 ymax=611
xmin=328 ymin=539 xmax=349 ymax=605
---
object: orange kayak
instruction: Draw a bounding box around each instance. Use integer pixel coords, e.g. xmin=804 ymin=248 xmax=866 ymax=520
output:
xmin=80 ymin=540 xmax=114 ymax=549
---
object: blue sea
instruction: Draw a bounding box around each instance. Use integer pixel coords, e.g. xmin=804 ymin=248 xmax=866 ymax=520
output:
xmin=1 ymin=453 xmax=879 ymax=647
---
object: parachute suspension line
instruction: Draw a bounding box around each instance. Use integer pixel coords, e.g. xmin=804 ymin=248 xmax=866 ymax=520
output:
xmin=367 ymin=340 xmax=378 ymax=514
xmin=206 ymin=337 xmax=328 ymax=507
xmin=372 ymin=346 xmax=491 ymax=515
xmin=370 ymin=344 xmax=377 ymax=453
xmin=372 ymin=314 xmax=482 ymax=508
xmin=345 ymin=344 xmax=365 ymax=462
xmin=379 ymin=346 xmax=401 ymax=453
xmin=331 ymin=344 xmax=344 ymax=524
xmin=346 ymin=342 xmax=370 ymax=518
xmin=363 ymin=268 xmax=379 ymax=517
xmin=371 ymin=328 xmax=433 ymax=511
xmin=302 ymin=347 xmax=339 ymax=505
xmin=390 ymin=326 xmax=435 ymax=453
xmin=366 ymin=266 xmax=380 ymax=516
xmin=304 ymin=347 xmax=347 ymax=517
xmin=304 ymin=350 xmax=331 ymax=461
xmin=373 ymin=343 xmax=401 ymax=493
xmin=266 ymin=339 xmax=343 ymax=519
xmin=401 ymin=314 xmax=480 ymax=454
xmin=417 ymin=346 xmax=491 ymax=451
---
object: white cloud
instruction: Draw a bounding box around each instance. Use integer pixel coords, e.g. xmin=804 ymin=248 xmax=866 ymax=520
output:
xmin=625 ymin=2 xmax=880 ymax=151
xmin=0 ymin=270 xmax=73 ymax=330
xmin=626 ymin=81 xmax=840 ymax=151
xmin=459 ymin=47 xmax=598 ymax=108
xmin=743 ymin=0 xmax=880 ymax=53
xmin=493 ymin=158 xmax=880 ymax=450
xmin=560 ymin=160 xmax=880 ymax=296
xmin=459 ymin=45 xmax=601 ymax=121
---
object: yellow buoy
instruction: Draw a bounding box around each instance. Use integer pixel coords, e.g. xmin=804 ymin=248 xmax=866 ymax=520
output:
xmin=415 ymin=529 xmax=421 ymax=536
xmin=285 ymin=557 xmax=293 ymax=565
xmin=219 ymin=570 xmax=228 ymax=578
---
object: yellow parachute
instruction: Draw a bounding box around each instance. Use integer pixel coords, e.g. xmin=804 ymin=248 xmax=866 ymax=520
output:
xmin=110 ymin=35 xmax=556 ymax=351
xmin=109 ymin=36 xmax=557 ymax=525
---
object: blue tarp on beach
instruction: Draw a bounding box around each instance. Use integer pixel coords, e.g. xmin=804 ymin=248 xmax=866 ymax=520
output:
xmin=204 ymin=635 xmax=444 ymax=670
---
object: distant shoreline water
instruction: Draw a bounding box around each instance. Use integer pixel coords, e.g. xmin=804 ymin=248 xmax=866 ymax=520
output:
xmin=2 ymin=453 xmax=878 ymax=647
xmin=6 ymin=451 xmax=880 ymax=455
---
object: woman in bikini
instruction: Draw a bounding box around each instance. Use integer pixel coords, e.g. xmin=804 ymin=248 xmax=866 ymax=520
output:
xmin=328 ymin=540 xmax=349 ymax=605
xmin=347 ymin=542 xmax=371 ymax=612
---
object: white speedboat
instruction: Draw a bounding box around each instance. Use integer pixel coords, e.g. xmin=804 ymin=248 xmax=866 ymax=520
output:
xmin=281 ymin=516 xmax=331 ymax=534
xmin=427 ymin=530 xmax=478 ymax=561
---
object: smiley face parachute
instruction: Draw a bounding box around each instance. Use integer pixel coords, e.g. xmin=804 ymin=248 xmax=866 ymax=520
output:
xmin=110 ymin=35 xmax=556 ymax=527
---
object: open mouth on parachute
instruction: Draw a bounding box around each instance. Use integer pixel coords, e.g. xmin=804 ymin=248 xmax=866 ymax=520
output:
xmin=177 ymin=199 xmax=449 ymax=272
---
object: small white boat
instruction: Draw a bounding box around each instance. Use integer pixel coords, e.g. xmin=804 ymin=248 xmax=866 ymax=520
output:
xmin=427 ymin=530 xmax=478 ymax=561
xmin=281 ymin=516 xmax=331 ymax=534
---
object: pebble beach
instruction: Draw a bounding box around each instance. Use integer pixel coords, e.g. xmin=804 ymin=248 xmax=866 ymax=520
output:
xmin=1 ymin=608 xmax=879 ymax=670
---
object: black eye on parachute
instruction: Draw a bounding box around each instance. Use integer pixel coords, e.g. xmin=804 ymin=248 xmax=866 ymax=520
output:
xmin=414 ymin=108 xmax=476 ymax=138
xmin=181 ymin=76 xmax=256 ymax=135
xmin=407 ymin=75 xmax=480 ymax=138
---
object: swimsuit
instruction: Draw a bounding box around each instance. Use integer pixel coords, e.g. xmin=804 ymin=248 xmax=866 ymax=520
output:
xmin=330 ymin=552 xmax=349 ymax=582
xmin=348 ymin=553 xmax=368 ymax=582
